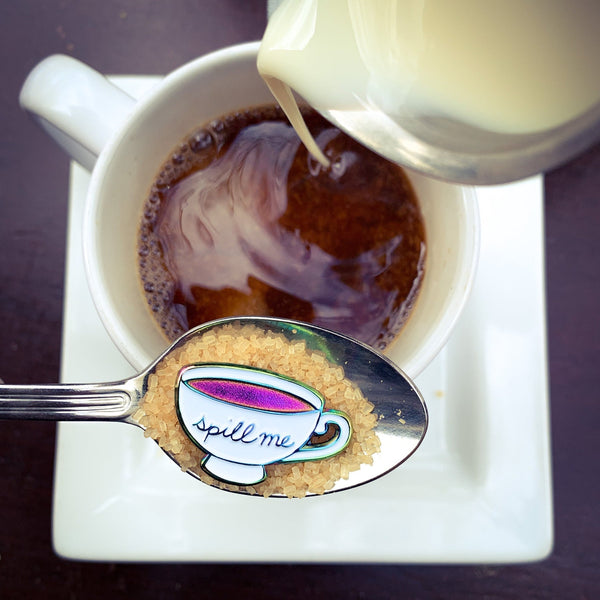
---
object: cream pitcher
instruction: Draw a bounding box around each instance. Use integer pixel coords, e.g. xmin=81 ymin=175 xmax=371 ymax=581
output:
xmin=260 ymin=0 xmax=600 ymax=184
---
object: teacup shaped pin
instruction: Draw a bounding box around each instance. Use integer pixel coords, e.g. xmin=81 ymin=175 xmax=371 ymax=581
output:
xmin=176 ymin=363 xmax=352 ymax=485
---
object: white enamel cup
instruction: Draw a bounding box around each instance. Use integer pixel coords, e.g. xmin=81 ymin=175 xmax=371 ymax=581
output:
xmin=19 ymin=42 xmax=479 ymax=378
xmin=177 ymin=364 xmax=352 ymax=485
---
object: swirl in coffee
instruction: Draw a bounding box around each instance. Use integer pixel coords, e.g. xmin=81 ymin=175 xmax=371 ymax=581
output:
xmin=137 ymin=106 xmax=425 ymax=349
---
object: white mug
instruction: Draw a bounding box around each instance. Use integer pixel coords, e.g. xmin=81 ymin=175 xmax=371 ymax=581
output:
xmin=19 ymin=42 xmax=479 ymax=378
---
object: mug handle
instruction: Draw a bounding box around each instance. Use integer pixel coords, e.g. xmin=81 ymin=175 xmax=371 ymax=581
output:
xmin=19 ymin=55 xmax=136 ymax=171
xmin=281 ymin=410 xmax=352 ymax=463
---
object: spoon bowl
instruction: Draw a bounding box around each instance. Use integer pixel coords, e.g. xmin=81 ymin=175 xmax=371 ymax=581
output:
xmin=0 ymin=317 xmax=427 ymax=496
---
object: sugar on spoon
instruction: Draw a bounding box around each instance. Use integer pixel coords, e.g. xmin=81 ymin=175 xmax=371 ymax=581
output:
xmin=0 ymin=317 xmax=427 ymax=496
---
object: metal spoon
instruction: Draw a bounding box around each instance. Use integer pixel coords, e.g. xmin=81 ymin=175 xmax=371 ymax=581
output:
xmin=0 ymin=317 xmax=427 ymax=496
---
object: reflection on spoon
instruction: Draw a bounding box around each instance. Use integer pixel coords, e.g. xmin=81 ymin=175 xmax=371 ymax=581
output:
xmin=0 ymin=317 xmax=427 ymax=497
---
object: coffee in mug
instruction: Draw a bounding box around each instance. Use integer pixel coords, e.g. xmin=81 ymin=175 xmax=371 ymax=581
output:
xmin=137 ymin=105 xmax=426 ymax=350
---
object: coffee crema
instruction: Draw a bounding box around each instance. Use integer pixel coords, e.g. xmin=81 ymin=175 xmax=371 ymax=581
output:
xmin=138 ymin=106 xmax=425 ymax=349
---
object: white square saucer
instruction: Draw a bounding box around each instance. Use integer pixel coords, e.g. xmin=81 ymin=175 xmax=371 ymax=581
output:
xmin=53 ymin=77 xmax=552 ymax=563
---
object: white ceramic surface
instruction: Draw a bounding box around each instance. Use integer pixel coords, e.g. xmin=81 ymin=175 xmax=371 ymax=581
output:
xmin=53 ymin=77 xmax=552 ymax=563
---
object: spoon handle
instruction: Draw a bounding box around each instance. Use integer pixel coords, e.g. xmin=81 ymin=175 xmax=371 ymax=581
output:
xmin=0 ymin=381 xmax=137 ymax=422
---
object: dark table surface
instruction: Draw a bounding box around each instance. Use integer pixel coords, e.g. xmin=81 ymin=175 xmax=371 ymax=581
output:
xmin=1 ymin=1 xmax=598 ymax=598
